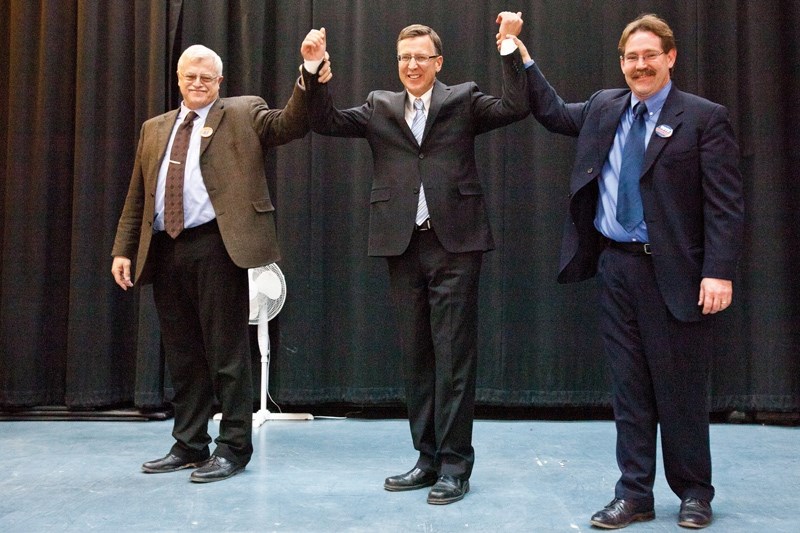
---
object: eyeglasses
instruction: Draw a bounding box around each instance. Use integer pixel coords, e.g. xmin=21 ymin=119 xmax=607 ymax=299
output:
xmin=622 ymin=51 xmax=665 ymax=64
xmin=180 ymin=73 xmax=219 ymax=84
xmin=397 ymin=54 xmax=440 ymax=65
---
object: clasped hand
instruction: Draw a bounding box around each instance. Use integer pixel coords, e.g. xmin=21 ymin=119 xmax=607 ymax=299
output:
xmin=301 ymin=27 xmax=332 ymax=82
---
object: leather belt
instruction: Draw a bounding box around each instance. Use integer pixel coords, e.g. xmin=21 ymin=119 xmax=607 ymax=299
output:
xmin=608 ymin=240 xmax=651 ymax=255
xmin=155 ymin=218 xmax=218 ymax=239
xmin=415 ymin=218 xmax=432 ymax=232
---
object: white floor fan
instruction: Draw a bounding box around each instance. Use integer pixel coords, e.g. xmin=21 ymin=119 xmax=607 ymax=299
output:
xmin=214 ymin=263 xmax=313 ymax=427
xmin=249 ymin=263 xmax=313 ymax=426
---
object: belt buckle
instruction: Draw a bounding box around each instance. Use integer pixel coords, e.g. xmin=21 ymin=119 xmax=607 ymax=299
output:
xmin=417 ymin=219 xmax=431 ymax=231
xmin=643 ymin=243 xmax=652 ymax=255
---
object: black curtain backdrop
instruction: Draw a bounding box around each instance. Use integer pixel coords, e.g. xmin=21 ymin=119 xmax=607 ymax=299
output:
xmin=1 ymin=0 xmax=797 ymax=413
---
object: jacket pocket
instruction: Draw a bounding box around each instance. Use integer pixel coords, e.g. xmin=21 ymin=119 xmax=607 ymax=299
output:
xmin=370 ymin=187 xmax=391 ymax=203
xmin=252 ymin=198 xmax=275 ymax=213
xmin=458 ymin=181 xmax=484 ymax=196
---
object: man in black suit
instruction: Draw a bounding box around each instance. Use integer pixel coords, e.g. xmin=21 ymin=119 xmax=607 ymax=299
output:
xmin=299 ymin=13 xmax=529 ymax=504
xmin=510 ymin=13 xmax=744 ymax=528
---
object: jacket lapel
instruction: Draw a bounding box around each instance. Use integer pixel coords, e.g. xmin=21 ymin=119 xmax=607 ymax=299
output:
xmin=148 ymin=110 xmax=179 ymax=191
xmin=424 ymin=80 xmax=451 ymax=142
xmin=599 ymin=93 xmax=630 ymax=155
xmin=395 ymin=80 xmax=453 ymax=147
xmin=391 ymin=91 xmax=417 ymax=145
xmin=574 ymin=92 xmax=628 ymax=192
xmin=642 ymin=87 xmax=683 ymax=175
xmin=200 ymin=98 xmax=224 ymax=157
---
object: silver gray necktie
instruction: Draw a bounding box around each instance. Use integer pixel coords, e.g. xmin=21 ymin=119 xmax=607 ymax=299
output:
xmin=411 ymin=98 xmax=429 ymax=225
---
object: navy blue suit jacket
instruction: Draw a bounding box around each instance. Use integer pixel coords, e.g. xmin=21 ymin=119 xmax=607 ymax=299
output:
xmin=526 ymin=63 xmax=744 ymax=322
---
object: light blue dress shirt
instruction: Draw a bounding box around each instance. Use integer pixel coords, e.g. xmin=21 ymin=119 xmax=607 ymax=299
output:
xmin=153 ymin=101 xmax=217 ymax=233
xmin=595 ymin=82 xmax=672 ymax=243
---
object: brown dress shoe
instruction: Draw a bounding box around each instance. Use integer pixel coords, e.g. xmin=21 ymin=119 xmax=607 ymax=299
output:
xmin=590 ymin=498 xmax=655 ymax=529
xmin=384 ymin=467 xmax=438 ymax=491
xmin=679 ymin=498 xmax=713 ymax=528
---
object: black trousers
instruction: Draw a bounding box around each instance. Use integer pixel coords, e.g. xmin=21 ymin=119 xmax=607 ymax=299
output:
xmin=597 ymin=246 xmax=715 ymax=504
xmin=151 ymin=220 xmax=253 ymax=466
xmin=387 ymin=228 xmax=482 ymax=480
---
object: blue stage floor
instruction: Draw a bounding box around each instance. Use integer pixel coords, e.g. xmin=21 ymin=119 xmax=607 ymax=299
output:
xmin=0 ymin=417 xmax=797 ymax=532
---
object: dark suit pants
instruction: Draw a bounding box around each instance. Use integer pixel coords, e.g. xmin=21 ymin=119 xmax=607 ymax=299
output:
xmin=151 ymin=220 xmax=253 ymax=466
xmin=387 ymin=228 xmax=482 ymax=480
xmin=597 ymin=246 xmax=715 ymax=505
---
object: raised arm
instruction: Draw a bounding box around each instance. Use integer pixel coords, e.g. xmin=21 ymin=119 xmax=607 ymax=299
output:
xmin=472 ymin=13 xmax=530 ymax=133
xmin=300 ymin=27 xmax=372 ymax=138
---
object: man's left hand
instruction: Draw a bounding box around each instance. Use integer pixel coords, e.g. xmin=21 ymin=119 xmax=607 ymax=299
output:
xmin=698 ymin=277 xmax=733 ymax=314
xmin=318 ymin=52 xmax=333 ymax=83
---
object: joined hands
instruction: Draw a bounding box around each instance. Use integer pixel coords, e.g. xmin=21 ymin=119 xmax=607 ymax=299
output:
xmin=301 ymin=28 xmax=332 ymax=83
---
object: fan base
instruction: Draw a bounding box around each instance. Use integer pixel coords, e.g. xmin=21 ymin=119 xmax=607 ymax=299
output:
xmin=212 ymin=410 xmax=314 ymax=426
xmin=252 ymin=409 xmax=313 ymax=427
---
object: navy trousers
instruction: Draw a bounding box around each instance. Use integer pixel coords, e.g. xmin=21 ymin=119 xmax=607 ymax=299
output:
xmin=597 ymin=246 xmax=715 ymax=504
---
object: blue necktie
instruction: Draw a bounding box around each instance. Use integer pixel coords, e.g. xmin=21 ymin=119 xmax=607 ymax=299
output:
xmin=411 ymin=98 xmax=429 ymax=225
xmin=616 ymin=102 xmax=647 ymax=231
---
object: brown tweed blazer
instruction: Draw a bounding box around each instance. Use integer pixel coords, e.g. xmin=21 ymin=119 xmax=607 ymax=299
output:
xmin=112 ymin=84 xmax=308 ymax=284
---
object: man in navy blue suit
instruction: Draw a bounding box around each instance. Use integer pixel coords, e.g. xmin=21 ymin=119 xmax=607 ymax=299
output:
xmin=509 ymin=14 xmax=744 ymax=529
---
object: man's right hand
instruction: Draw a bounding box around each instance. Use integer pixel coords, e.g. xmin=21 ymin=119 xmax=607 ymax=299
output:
xmin=301 ymin=28 xmax=327 ymax=61
xmin=111 ymin=256 xmax=134 ymax=290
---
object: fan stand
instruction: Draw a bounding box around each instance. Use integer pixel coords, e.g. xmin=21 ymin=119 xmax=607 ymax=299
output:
xmin=213 ymin=264 xmax=312 ymax=426
xmin=212 ymin=312 xmax=313 ymax=425
xmin=251 ymin=309 xmax=313 ymax=426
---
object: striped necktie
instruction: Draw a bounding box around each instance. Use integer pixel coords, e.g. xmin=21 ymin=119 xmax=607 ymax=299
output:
xmin=411 ymin=98 xmax=429 ymax=225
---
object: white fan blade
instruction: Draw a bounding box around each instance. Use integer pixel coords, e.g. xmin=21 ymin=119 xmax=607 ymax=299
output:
xmin=249 ymin=299 xmax=260 ymax=322
xmin=256 ymin=271 xmax=282 ymax=299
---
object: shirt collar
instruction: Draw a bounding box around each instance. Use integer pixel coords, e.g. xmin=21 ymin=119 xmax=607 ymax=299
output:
xmin=631 ymin=81 xmax=672 ymax=117
xmin=407 ymin=87 xmax=433 ymax=112
xmin=179 ymin=99 xmax=217 ymax=121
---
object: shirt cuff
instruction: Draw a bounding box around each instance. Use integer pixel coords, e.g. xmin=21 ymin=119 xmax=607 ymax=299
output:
xmin=304 ymin=59 xmax=323 ymax=74
xmin=499 ymin=37 xmax=518 ymax=56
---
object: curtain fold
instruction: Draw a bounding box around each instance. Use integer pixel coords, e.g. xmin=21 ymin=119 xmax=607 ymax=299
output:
xmin=1 ymin=1 xmax=797 ymax=414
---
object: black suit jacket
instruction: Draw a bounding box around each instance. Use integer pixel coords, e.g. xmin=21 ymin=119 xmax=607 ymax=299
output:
xmin=303 ymin=51 xmax=529 ymax=256
xmin=526 ymin=63 xmax=744 ymax=322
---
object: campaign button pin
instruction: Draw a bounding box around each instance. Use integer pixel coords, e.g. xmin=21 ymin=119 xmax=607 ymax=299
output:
xmin=655 ymin=124 xmax=673 ymax=138
xmin=200 ymin=126 xmax=214 ymax=138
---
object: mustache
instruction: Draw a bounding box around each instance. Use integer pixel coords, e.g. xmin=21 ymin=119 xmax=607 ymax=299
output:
xmin=632 ymin=68 xmax=657 ymax=78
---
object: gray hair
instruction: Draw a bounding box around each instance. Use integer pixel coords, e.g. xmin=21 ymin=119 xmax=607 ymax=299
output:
xmin=177 ymin=44 xmax=223 ymax=76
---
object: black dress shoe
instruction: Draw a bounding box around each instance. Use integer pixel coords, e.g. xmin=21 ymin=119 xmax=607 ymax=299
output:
xmin=384 ymin=467 xmax=438 ymax=491
xmin=142 ymin=453 xmax=208 ymax=473
xmin=427 ymin=475 xmax=469 ymax=505
xmin=590 ymin=498 xmax=655 ymax=529
xmin=189 ymin=455 xmax=245 ymax=483
xmin=678 ymin=498 xmax=712 ymax=529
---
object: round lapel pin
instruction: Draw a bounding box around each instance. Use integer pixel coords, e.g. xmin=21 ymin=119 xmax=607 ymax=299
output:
xmin=655 ymin=124 xmax=673 ymax=138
